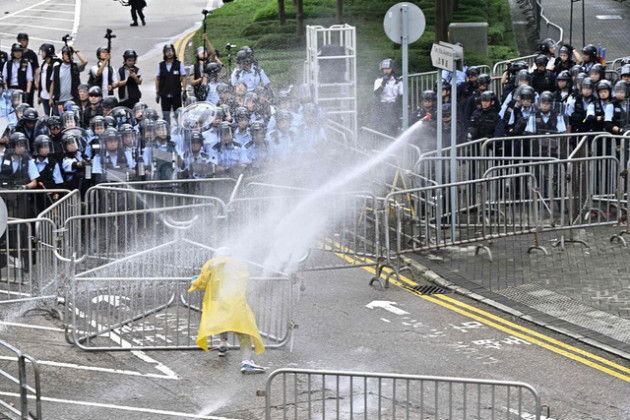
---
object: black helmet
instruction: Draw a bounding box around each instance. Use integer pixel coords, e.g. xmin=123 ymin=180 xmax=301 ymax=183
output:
xmin=582 ymin=44 xmax=598 ymax=62
xmin=90 ymin=115 xmax=106 ymax=131
xmin=17 ymin=32 xmax=28 ymax=41
xmin=133 ymin=102 xmax=147 ymax=116
xmin=509 ymin=61 xmax=528 ymax=75
xmin=39 ymin=43 xmax=55 ymax=57
xmin=10 ymin=132 xmax=28 ymax=148
xmin=557 ymin=70 xmax=571 ymax=81
xmin=61 ymin=45 xmax=73 ymax=57
xmin=22 ymin=107 xmax=38 ymax=122
xmin=614 ymin=80 xmax=629 ymax=96
xmin=570 ymin=64 xmax=585 ymax=79
xmin=466 ymin=66 xmax=480 ymax=78
xmin=589 ymin=63 xmax=605 ymax=79
xmin=479 ymin=90 xmax=497 ymax=103
xmin=441 ymin=103 xmax=452 ymax=116
xmin=118 ymin=123 xmax=134 ymax=134
xmin=102 ymin=96 xmax=119 ymax=109
xmin=46 ymin=115 xmax=62 ymax=129
xmin=111 ymin=107 xmax=133 ymax=126
xmin=61 ymin=130 xmax=82 ymax=151
xmin=241 ymin=45 xmax=254 ymax=60
xmin=101 ymin=127 xmax=120 ymax=143
xmin=219 ymin=121 xmax=233 ymax=137
xmin=243 ymin=92 xmax=258 ymax=108
xmin=477 ymin=73 xmax=491 ymax=86
xmin=581 ymin=77 xmax=595 ymax=90
xmin=421 ymin=90 xmax=436 ymax=101
xmin=435 ymin=78 xmax=451 ymax=92
xmin=34 ymin=134 xmax=51 ymax=152
xmin=162 ymin=44 xmax=175 ymax=59
xmin=559 ymin=45 xmax=571 ymax=56
xmin=539 ymin=91 xmax=554 ymax=104
xmin=518 ymin=85 xmax=535 ymax=101
xmin=184 ymin=96 xmax=198 ymax=107
xmin=11 ymin=89 xmax=26 ymax=105
xmin=143 ymin=108 xmax=159 ymax=121
xmin=621 ymin=64 xmax=630 ymax=77
xmin=190 ymin=130 xmax=204 ymax=144
xmin=517 ymin=69 xmax=531 ymax=84
xmin=11 ymin=43 xmax=23 ymax=53
xmin=233 ymin=106 xmax=249 ymax=121
xmin=155 ymin=119 xmax=169 ymax=134
xmin=205 ymin=62 xmax=222 ymax=76
xmin=539 ymin=38 xmax=556 ymax=55
xmin=96 ymin=46 xmax=109 ymax=59
xmin=103 ymin=115 xmax=116 ymax=128
xmin=596 ymin=79 xmax=612 ymax=93
xmin=379 ymin=58 xmax=394 ymax=71
xmin=534 ymin=54 xmax=549 ymax=67
xmin=122 ymin=49 xmax=138 ymax=60
xmin=88 ymin=86 xmax=103 ymax=97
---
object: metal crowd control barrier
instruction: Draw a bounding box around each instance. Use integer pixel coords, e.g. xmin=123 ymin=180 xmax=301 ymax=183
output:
xmin=58 ymin=201 xmax=227 ymax=271
xmin=0 ymin=218 xmax=59 ymax=305
xmin=64 ymin=239 xmax=295 ymax=351
xmin=612 ymin=158 xmax=630 ymax=246
xmin=385 ymin=173 xmax=544 ymax=266
xmin=481 ymin=132 xmax=596 ymax=161
xmin=0 ymin=338 xmax=42 ymax=420
xmin=262 ymin=368 xmax=541 ymax=420
xmin=0 ymin=189 xmax=73 ymax=221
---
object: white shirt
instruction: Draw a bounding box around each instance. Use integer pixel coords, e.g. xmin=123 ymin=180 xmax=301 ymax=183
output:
xmin=374 ymin=76 xmax=403 ymax=104
xmin=90 ymin=62 xmax=120 ymax=94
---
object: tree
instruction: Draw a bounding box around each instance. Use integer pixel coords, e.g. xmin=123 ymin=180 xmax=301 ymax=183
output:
xmin=296 ymin=0 xmax=304 ymax=36
xmin=336 ymin=0 xmax=343 ymax=24
xmin=278 ymin=0 xmax=286 ymax=25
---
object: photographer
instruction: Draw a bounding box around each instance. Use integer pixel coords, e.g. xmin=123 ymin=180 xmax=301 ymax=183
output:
xmin=49 ymin=42 xmax=88 ymax=115
xmin=117 ymin=49 xmax=143 ymax=108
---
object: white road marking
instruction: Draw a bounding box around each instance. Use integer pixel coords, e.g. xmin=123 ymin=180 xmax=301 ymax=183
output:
xmin=0 ymin=22 xmax=70 ymax=31
xmin=16 ymin=15 xmax=75 ymax=22
xmin=0 ymin=0 xmax=53 ymax=22
xmin=71 ymin=0 xmax=81 ymax=41
xmin=0 ymin=321 xmax=64 ymax=332
xmin=27 ymin=9 xmax=76 ymax=14
xmin=366 ymin=300 xmax=410 ymax=316
xmin=380 ymin=318 xmax=391 ymax=323
xmin=0 ymin=392 xmax=238 ymax=420
xmin=0 ymin=356 xmax=178 ymax=380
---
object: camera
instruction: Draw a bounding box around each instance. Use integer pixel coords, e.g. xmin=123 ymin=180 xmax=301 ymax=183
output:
xmin=62 ymin=34 xmax=73 ymax=44
xmin=225 ymin=43 xmax=237 ymax=51
xmin=202 ymin=9 xmax=213 ymax=16
xmin=105 ymin=29 xmax=116 ymax=40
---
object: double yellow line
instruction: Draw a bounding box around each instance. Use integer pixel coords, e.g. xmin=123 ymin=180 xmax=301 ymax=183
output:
xmin=173 ymin=28 xmax=198 ymax=62
xmin=327 ymin=243 xmax=630 ymax=382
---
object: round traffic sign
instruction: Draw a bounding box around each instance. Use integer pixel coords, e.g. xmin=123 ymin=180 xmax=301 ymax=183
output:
xmin=383 ymin=2 xmax=425 ymax=45
xmin=0 ymin=197 xmax=6 ymax=238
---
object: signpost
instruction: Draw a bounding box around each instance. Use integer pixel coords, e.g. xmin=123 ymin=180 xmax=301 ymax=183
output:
xmin=430 ymin=42 xmax=460 ymax=242
xmin=383 ymin=2 xmax=425 ymax=130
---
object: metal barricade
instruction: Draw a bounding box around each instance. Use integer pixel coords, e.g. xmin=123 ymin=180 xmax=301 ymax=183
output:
xmin=610 ymin=56 xmax=630 ymax=72
xmin=0 ymin=189 xmax=72 ymax=221
xmin=0 ymin=338 xmax=42 ymax=420
xmin=481 ymin=132 xmax=596 ymax=161
xmin=385 ymin=173 xmax=543 ymax=266
xmin=262 ymin=368 xmax=541 ymax=420
xmin=0 ymin=218 xmax=58 ymax=305
xmin=58 ymin=201 xmax=227 ymax=271
xmin=65 ymin=239 xmax=295 ymax=351
xmin=408 ymin=70 xmax=438 ymax=114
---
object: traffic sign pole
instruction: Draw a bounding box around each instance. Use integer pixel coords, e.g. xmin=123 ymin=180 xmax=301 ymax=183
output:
xmin=401 ymin=4 xmax=409 ymax=130
xmin=450 ymin=49 xmax=458 ymax=242
xmin=436 ymin=71 xmax=443 ymax=243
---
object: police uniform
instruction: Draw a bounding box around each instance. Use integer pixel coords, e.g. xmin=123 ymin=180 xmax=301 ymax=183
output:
xmin=0 ymin=90 xmax=17 ymax=128
xmin=181 ymin=150 xmax=214 ymax=179
xmin=566 ymin=95 xmax=603 ymax=133
xmin=209 ymin=141 xmax=250 ymax=171
xmin=244 ymin=139 xmax=270 ymax=171
xmin=230 ymin=65 xmax=270 ymax=92
xmin=605 ymin=98 xmax=629 ymax=134
xmin=373 ymin=74 xmax=403 ymax=136
xmin=266 ymin=129 xmax=296 ymax=161
xmin=62 ymin=150 xmax=86 ymax=191
xmin=143 ymin=139 xmax=180 ymax=181
xmin=233 ymin=127 xmax=252 ymax=146
xmin=34 ymin=156 xmax=64 ymax=189
xmin=92 ymin=149 xmax=135 ymax=183
xmin=2 ymin=59 xmax=33 ymax=95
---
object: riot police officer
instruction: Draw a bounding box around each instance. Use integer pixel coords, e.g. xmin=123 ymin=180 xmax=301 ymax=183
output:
xmin=38 ymin=43 xmax=59 ymax=116
xmin=566 ymin=77 xmax=601 ymax=133
xmin=531 ymin=54 xmax=556 ymax=94
xmin=606 ymin=81 xmax=629 ymax=135
xmin=230 ymin=47 xmax=270 ymax=92
xmin=143 ymin=119 xmax=181 ymax=180
xmin=92 ymin=128 xmax=135 ymax=183
xmin=373 ymin=58 xmax=402 ymax=136
xmin=181 ymin=130 xmax=214 ymax=179
xmin=467 ymin=91 xmax=504 ymax=140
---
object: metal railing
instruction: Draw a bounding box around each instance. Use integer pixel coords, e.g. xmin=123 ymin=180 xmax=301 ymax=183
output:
xmin=0 ymin=338 xmax=42 ymax=420
xmin=263 ymin=368 xmax=541 ymax=420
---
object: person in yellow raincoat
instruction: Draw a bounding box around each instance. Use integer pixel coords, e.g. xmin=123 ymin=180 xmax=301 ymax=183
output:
xmin=188 ymin=248 xmax=267 ymax=374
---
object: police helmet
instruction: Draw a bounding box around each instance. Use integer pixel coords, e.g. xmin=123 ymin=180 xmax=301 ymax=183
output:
xmin=509 ymin=61 xmax=528 ymax=75
xmin=241 ymin=46 xmax=254 ymax=60
xmin=235 ymin=50 xmax=249 ymax=65
xmin=184 ymin=96 xmax=198 ymax=107
xmin=479 ymin=90 xmax=497 ymax=103
xmin=534 ymin=54 xmax=549 ymax=67
xmin=216 ymin=83 xmax=232 ymax=95
xmin=596 ymin=79 xmax=612 ymax=93
xmin=11 ymin=43 xmax=23 ymax=53
xmin=39 ymin=43 xmax=55 ymax=57
xmin=582 ymin=77 xmax=595 ymax=90
xmin=589 ymin=64 xmax=605 ymax=79
xmin=11 ymin=89 xmax=25 ymax=105
xmin=143 ymin=108 xmax=159 ymax=121
xmin=275 ymin=109 xmax=292 ymax=122
xmin=557 ymin=70 xmax=571 ymax=81
xmin=421 ymin=90 xmax=436 ymax=102
xmin=62 ymin=110 xmax=78 ymax=127
xmin=517 ymin=69 xmax=531 ymax=83
xmin=90 ymin=115 xmax=106 ymax=131
xmin=88 ymin=86 xmax=102 ymax=97
xmin=477 ymin=73 xmax=491 ymax=86
xmin=539 ymin=38 xmax=556 ymax=55
xmin=233 ymin=106 xmax=249 ymax=121
xmin=250 ymin=120 xmax=265 ymax=136
xmin=539 ymin=91 xmax=554 ymax=104
xmin=133 ymin=102 xmax=147 ymax=114
xmin=614 ymin=81 xmax=629 ymax=97
xmin=62 ymin=131 xmax=82 ymax=151
xmin=14 ymin=104 xmax=29 ymax=120
xmin=102 ymin=96 xmax=119 ymax=109
xmin=78 ymin=83 xmax=90 ymax=93
xmin=155 ymin=119 xmax=169 ymax=135
xmin=379 ymin=58 xmax=394 ymax=71
xmin=205 ymin=62 xmax=222 ymax=76
xmin=441 ymin=103 xmax=452 ymax=117
xmin=10 ymin=132 xmax=28 ymax=148
xmin=122 ymin=49 xmax=138 ymax=60
xmin=190 ymin=130 xmax=204 ymax=145
xmin=22 ymin=107 xmax=39 ymax=122
xmin=101 ymin=127 xmax=121 ymax=143
xmin=518 ymin=85 xmax=535 ymax=101
xmin=243 ymin=92 xmax=258 ymax=108
xmin=103 ymin=115 xmax=116 ymax=128
xmin=559 ymin=45 xmax=571 ymax=57
xmin=46 ymin=116 xmax=62 ymax=129
xmin=466 ymin=66 xmax=480 ymax=78
xmin=118 ymin=123 xmax=135 ymax=135
xmin=195 ymin=46 xmax=208 ymax=58
xmin=112 ymin=108 xmax=132 ymax=126
xmin=219 ymin=121 xmax=233 ymax=138
xmin=34 ymin=135 xmax=51 ymax=152
xmin=302 ymin=102 xmax=318 ymax=117
xmin=219 ymin=104 xmax=231 ymax=118
xmin=435 ymin=78 xmax=451 ymax=92
xmin=162 ymin=44 xmax=175 ymax=58
xmin=96 ymin=46 xmax=109 ymax=60
xmin=621 ymin=64 xmax=630 ymax=77
xmin=17 ymin=33 xmax=28 ymax=41
xmin=582 ymin=44 xmax=598 ymax=62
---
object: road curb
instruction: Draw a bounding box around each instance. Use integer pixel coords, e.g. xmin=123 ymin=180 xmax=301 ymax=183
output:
xmin=401 ymin=255 xmax=630 ymax=362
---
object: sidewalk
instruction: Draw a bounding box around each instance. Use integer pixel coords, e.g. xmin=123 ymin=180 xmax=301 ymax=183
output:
xmin=405 ymin=0 xmax=630 ymax=359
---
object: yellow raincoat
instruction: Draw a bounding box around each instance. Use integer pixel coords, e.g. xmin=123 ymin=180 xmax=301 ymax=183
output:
xmin=188 ymin=256 xmax=265 ymax=354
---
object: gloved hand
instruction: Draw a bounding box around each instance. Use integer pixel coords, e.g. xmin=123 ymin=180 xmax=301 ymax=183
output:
xmin=155 ymin=95 xmax=160 ymax=104
xmin=182 ymin=91 xmax=187 ymax=102
xmin=585 ymin=114 xmax=595 ymax=122
xmin=190 ymin=275 xmax=198 ymax=283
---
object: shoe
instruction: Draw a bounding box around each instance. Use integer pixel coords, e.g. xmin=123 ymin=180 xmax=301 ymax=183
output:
xmin=217 ymin=345 xmax=227 ymax=357
xmin=141 ymin=19 xmax=146 ymax=26
xmin=240 ymin=360 xmax=267 ymax=374
xmin=130 ymin=22 xmax=138 ymax=27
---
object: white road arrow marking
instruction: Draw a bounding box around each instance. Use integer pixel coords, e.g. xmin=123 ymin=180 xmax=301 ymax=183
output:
xmin=366 ymin=300 xmax=410 ymax=316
